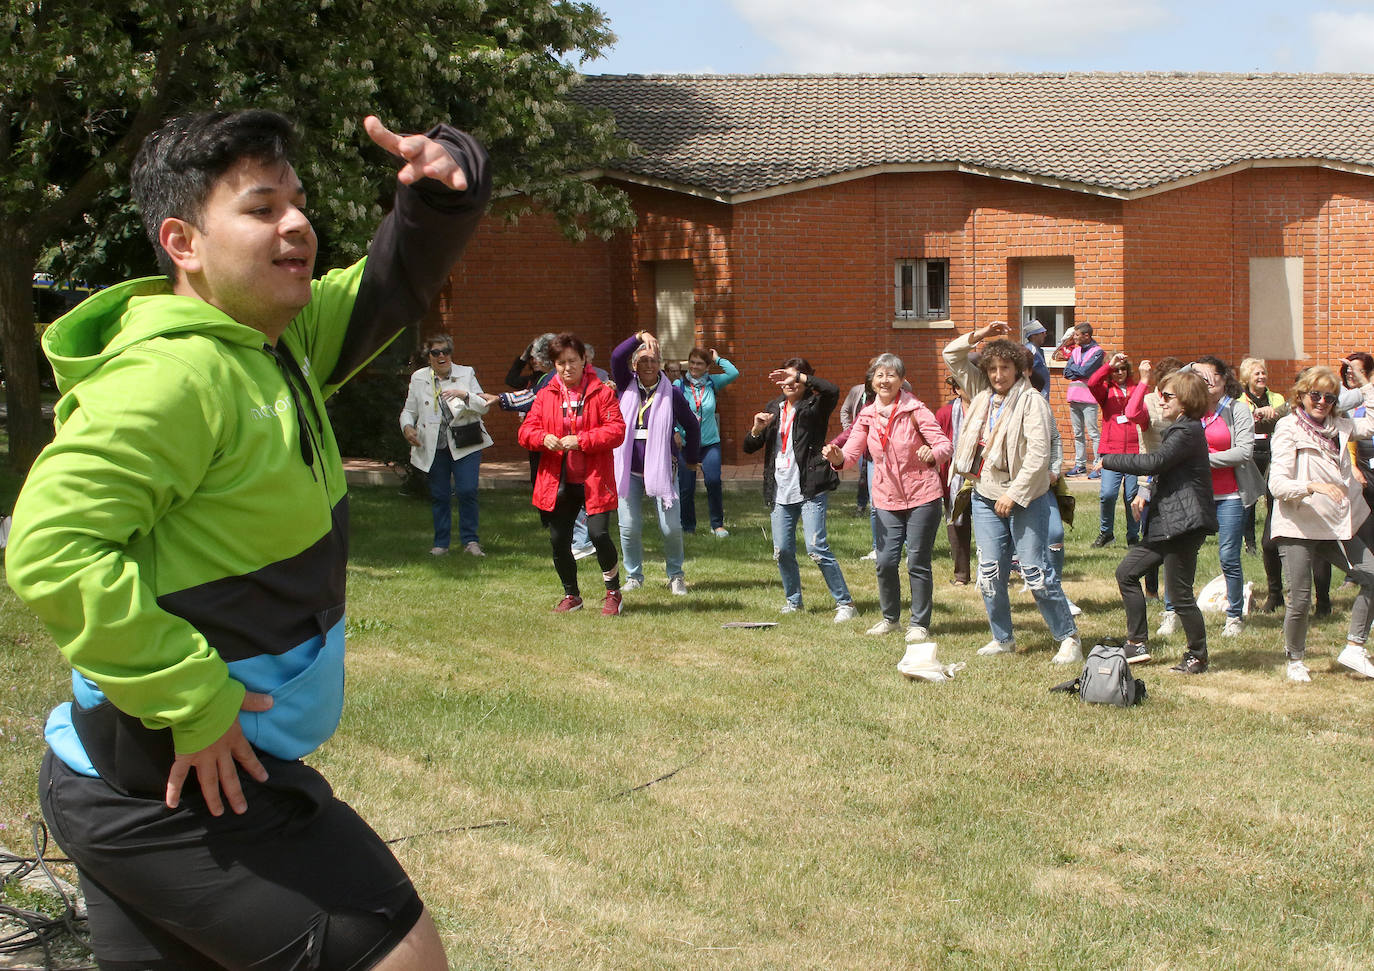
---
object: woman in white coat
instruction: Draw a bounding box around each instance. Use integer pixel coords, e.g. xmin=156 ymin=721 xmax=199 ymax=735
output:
xmin=1268 ymin=360 xmax=1374 ymax=681
xmin=400 ymin=335 xmax=493 ymax=556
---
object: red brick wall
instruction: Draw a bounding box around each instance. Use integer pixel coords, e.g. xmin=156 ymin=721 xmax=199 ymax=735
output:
xmin=438 ymin=166 xmax=1374 ymax=467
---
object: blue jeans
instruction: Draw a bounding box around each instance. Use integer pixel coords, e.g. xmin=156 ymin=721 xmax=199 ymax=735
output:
xmin=1047 ymin=490 xmax=1065 ymax=584
xmin=619 ymin=473 xmax=686 ymax=582
xmin=1069 ymin=401 xmax=1099 ymax=468
xmin=771 ymin=493 xmax=853 ymax=608
xmin=971 ymin=491 xmax=1078 ymax=644
xmin=874 ymin=500 xmax=942 ymax=626
xmin=428 ymin=445 xmax=480 ymax=548
xmin=1214 ymin=495 xmax=1246 ymax=619
xmin=678 ymin=442 xmax=725 ymax=532
xmin=1098 ymin=467 xmax=1139 ymax=541
xmin=571 ymin=507 xmax=590 ymax=549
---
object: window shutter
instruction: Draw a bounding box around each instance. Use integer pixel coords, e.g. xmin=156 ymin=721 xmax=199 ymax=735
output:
xmin=1021 ymin=258 xmax=1075 ymax=307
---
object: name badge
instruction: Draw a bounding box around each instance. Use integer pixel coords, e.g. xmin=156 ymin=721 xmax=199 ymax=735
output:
xmin=1115 ymin=415 xmax=1129 ymax=424
xmin=1254 ymin=433 xmax=1268 ymax=440
xmin=635 ymin=428 xmax=650 ymax=440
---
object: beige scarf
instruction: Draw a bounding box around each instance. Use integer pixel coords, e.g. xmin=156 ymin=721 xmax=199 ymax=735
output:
xmin=953 ymin=377 xmax=1031 ymax=477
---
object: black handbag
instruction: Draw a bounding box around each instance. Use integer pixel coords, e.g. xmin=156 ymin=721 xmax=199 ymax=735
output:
xmin=449 ymin=420 xmax=484 ymax=448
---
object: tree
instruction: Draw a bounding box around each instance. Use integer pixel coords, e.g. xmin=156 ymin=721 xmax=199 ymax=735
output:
xmin=1 ymin=0 xmax=635 ymax=471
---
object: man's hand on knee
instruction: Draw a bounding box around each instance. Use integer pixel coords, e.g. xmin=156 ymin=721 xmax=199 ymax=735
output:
xmin=165 ymin=691 xmax=273 ymax=815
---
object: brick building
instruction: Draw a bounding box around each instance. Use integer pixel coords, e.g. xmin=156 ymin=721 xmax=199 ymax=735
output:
xmin=434 ymin=73 xmax=1374 ymax=463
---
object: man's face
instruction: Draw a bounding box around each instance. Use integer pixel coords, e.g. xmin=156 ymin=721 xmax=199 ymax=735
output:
xmin=1073 ymin=329 xmax=1091 ymax=347
xmin=174 ymin=156 xmax=317 ymax=335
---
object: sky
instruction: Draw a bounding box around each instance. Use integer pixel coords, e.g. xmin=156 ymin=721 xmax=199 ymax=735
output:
xmin=580 ymin=0 xmax=1374 ymax=75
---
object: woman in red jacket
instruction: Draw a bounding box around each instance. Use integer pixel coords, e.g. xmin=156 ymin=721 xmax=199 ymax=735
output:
xmin=1087 ymin=352 xmax=1142 ymax=547
xmin=518 ymin=333 xmax=628 ymax=615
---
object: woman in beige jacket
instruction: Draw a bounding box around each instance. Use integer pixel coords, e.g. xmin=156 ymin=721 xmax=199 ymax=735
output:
xmin=1268 ymin=361 xmax=1374 ymax=681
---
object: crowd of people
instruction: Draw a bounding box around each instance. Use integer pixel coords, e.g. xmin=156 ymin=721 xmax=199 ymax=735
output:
xmin=405 ymin=320 xmax=1374 ymax=684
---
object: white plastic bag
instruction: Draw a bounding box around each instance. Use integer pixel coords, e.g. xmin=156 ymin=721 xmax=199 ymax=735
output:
xmin=1197 ymin=574 xmax=1253 ymax=615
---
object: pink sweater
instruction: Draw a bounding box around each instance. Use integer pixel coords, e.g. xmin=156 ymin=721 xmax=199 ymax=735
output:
xmin=836 ymin=392 xmax=951 ymax=510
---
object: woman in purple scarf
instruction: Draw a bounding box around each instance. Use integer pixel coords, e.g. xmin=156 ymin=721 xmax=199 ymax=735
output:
xmin=611 ymin=331 xmax=701 ymax=595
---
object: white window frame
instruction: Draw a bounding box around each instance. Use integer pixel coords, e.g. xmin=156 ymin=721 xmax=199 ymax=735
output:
xmin=893 ymin=258 xmax=951 ymax=327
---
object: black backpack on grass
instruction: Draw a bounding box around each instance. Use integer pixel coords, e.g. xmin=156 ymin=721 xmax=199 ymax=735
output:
xmin=1050 ymin=641 xmax=1146 ymax=707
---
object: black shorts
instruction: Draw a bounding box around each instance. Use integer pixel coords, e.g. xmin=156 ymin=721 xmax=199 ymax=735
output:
xmin=40 ymin=749 xmax=422 ymax=971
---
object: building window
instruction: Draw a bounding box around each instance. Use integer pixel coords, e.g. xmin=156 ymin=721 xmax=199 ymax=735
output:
xmin=1019 ymin=258 xmax=1076 ymax=351
xmin=894 ymin=259 xmax=948 ymax=320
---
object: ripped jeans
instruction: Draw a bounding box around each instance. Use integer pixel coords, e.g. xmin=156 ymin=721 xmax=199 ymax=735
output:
xmin=771 ymin=493 xmax=853 ymax=609
xmin=971 ymin=490 xmax=1078 ymax=645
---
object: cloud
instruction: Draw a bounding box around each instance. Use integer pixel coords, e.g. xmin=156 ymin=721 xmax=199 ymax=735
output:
xmin=732 ymin=0 xmax=1168 ymax=72
xmin=1312 ymin=10 xmax=1374 ymax=70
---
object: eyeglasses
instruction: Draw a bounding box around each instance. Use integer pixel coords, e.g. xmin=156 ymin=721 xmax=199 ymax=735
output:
xmin=1111 ymin=366 xmax=1129 ymax=373
xmin=1159 ymin=391 xmax=1177 ymax=402
xmin=427 ymin=348 xmax=450 ymax=357
xmin=1308 ymin=391 xmax=1339 ymax=406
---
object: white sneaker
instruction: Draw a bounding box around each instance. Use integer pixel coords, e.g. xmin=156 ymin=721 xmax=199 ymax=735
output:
xmin=669 ymin=576 xmax=688 ymax=596
xmin=1066 ymin=598 xmax=1083 ymax=617
xmin=1286 ymin=659 xmax=1312 ymax=683
xmin=712 ymin=527 xmax=730 ymax=538
xmin=572 ymin=545 xmax=596 ymax=560
xmin=1156 ymin=610 xmax=1179 ymax=636
xmin=429 ymin=546 xmax=449 ymax=556
xmin=866 ymin=618 xmax=902 ymax=635
xmin=977 ymin=639 xmax=1016 ymax=656
xmin=1221 ymin=616 xmax=1244 ymax=638
xmin=904 ymin=625 xmax=930 ymax=643
xmin=780 ymin=602 xmax=802 ymax=614
xmin=861 ymin=549 xmax=878 ymax=562
xmin=622 ymin=577 xmax=643 ymax=591
xmin=1337 ymin=643 xmax=1374 ymax=678
xmin=834 ymin=603 xmax=859 ymax=623
xmin=463 ymin=541 xmax=485 ymax=557
xmin=1052 ymin=636 xmax=1084 ymax=665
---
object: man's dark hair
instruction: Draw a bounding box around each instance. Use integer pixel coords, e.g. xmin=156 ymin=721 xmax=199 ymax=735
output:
xmin=1074 ymin=323 xmax=1094 ymax=337
xmin=132 ymin=110 xmax=298 ymax=277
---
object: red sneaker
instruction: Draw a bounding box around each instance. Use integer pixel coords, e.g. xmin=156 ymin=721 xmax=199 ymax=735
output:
xmin=602 ymin=590 xmax=623 ymax=616
xmin=553 ymin=595 xmax=583 ymax=612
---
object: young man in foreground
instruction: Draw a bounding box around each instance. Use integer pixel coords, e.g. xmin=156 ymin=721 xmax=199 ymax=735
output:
xmin=6 ymin=109 xmax=490 ymax=969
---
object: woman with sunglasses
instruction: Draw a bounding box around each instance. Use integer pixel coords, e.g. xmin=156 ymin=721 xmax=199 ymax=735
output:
xmin=675 ymin=346 xmax=739 ymax=537
xmin=1187 ymin=355 xmax=1264 ymax=638
xmin=401 ymin=335 xmax=493 ymax=556
xmin=1086 ymin=352 xmax=1141 ymax=548
xmin=1101 ymin=371 xmax=1217 ymax=673
xmin=1268 ymin=361 xmax=1374 ymax=681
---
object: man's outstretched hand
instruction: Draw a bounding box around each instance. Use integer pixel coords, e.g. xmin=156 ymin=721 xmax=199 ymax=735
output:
xmin=364 ymin=116 xmax=469 ymax=192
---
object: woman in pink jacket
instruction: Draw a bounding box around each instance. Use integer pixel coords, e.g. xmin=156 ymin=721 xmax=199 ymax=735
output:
xmin=824 ymin=354 xmax=952 ymax=641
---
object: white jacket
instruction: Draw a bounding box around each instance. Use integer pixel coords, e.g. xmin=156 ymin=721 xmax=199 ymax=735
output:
xmin=1268 ymin=383 xmax=1374 ymax=541
xmin=399 ymin=365 xmax=492 ymax=471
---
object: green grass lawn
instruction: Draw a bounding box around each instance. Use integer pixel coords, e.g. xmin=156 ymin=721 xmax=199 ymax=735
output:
xmin=4 ymin=479 xmax=1374 ymax=969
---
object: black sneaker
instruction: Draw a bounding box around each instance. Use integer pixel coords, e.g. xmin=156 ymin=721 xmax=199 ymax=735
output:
xmin=1123 ymin=642 xmax=1152 ymax=664
xmin=1170 ymin=655 xmax=1208 ymax=675
xmin=1314 ymin=602 xmax=1332 ymax=618
xmin=1090 ymin=532 xmax=1115 ymax=548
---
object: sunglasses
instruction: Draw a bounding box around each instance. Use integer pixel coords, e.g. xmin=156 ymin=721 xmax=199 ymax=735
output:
xmin=1308 ymin=391 xmax=1339 ymax=406
xmin=427 ymin=348 xmax=450 ymax=357
xmin=1159 ymin=391 xmax=1177 ymax=402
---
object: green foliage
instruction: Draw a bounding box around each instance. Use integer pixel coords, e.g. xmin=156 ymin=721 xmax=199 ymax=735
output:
xmin=3 ymin=0 xmax=636 ymax=283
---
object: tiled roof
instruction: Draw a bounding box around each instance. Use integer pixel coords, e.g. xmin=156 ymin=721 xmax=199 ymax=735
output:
xmin=571 ymin=73 xmax=1374 ymax=198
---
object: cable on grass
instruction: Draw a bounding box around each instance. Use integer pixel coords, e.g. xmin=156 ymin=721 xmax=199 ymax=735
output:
xmin=385 ymin=748 xmax=710 ymax=844
xmin=0 ymin=820 xmax=94 ymax=971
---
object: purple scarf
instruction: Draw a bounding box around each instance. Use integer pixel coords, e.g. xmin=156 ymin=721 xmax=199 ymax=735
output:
xmin=615 ymin=375 xmax=677 ymax=507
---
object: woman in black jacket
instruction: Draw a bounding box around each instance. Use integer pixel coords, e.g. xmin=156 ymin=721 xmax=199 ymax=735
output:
xmin=743 ymin=359 xmax=858 ymax=623
xmin=1101 ymin=371 xmax=1219 ymax=674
